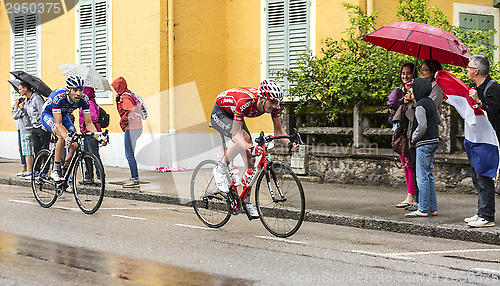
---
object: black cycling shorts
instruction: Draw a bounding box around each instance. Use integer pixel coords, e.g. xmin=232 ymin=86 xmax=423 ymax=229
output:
xmin=210 ymin=104 xmax=251 ymax=139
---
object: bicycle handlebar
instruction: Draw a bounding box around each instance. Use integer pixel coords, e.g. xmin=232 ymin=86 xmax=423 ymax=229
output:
xmin=68 ymin=129 xmax=109 ymax=145
xmin=254 ymin=128 xmax=303 ymax=151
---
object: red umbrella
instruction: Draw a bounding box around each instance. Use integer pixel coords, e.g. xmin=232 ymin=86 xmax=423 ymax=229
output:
xmin=362 ymin=21 xmax=472 ymax=67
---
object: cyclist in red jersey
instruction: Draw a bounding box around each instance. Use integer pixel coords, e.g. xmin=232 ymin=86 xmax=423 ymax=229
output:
xmin=210 ymin=79 xmax=299 ymax=218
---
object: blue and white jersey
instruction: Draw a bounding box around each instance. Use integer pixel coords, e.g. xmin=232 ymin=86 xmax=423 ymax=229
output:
xmin=42 ymin=88 xmax=91 ymax=115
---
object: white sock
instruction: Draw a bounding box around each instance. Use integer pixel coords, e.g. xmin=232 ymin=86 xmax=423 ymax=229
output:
xmin=216 ymin=161 xmax=228 ymax=173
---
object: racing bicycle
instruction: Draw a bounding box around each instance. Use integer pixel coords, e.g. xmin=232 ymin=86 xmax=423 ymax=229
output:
xmin=31 ymin=130 xmax=108 ymax=214
xmin=190 ymin=128 xmax=305 ymax=237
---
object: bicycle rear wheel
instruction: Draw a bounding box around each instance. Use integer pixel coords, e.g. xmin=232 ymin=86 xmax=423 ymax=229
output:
xmin=73 ymin=152 xmax=105 ymax=214
xmin=255 ymin=162 xmax=305 ymax=238
xmin=32 ymin=149 xmax=57 ymax=208
xmin=190 ymin=160 xmax=231 ymax=228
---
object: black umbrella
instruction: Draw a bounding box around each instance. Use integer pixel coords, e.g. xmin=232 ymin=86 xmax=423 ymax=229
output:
xmin=7 ymin=79 xmax=21 ymax=93
xmin=10 ymin=71 xmax=52 ymax=97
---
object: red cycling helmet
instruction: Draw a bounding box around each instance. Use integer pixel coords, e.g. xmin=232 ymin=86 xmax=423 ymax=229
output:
xmin=259 ymin=79 xmax=284 ymax=102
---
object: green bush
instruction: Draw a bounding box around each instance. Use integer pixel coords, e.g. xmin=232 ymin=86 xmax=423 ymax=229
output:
xmin=280 ymin=0 xmax=498 ymax=122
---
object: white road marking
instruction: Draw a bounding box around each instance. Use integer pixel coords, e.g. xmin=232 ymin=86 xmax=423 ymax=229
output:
xmin=352 ymin=250 xmax=415 ymax=260
xmin=255 ymin=235 xmax=307 ymax=245
xmin=101 ymin=207 xmax=163 ymax=210
xmin=472 ymin=268 xmax=500 ymax=276
xmin=175 ymin=223 xmax=218 ymax=231
xmin=112 ymin=215 xmax=146 ymax=220
xmin=10 ymin=200 xmax=80 ymax=211
xmin=9 ymin=199 xmax=35 ymax=205
xmin=353 ymin=248 xmax=500 ymax=260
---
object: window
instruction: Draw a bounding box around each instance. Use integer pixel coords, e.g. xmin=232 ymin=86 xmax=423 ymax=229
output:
xmin=266 ymin=0 xmax=309 ymax=91
xmin=453 ymin=3 xmax=499 ymax=63
xmin=459 ymin=12 xmax=495 ymax=54
xmin=76 ymin=0 xmax=111 ymax=101
xmin=10 ymin=12 xmax=39 ymax=99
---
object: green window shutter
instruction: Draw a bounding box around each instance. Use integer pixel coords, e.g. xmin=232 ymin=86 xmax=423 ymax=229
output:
xmin=288 ymin=0 xmax=309 ymax=72
xmin=267 ymin=0 xmax=286 ymax=83
xmin=266 ymin=0 xmax=309 ymax=92
xmin=459 ymin=12 xmax=495 ymax=49
xmin=77 ymin=0 xmax=109 ymax=98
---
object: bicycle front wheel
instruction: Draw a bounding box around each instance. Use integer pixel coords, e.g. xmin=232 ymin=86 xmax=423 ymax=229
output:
xmin=73 ymin=152 xmax=105 ymax=214
xmin=32 ymin=149 xmax=57 ymax=208
xmin=255 ymin=162 xmax=305 ymax=238
xmin=190 ymin=160 xmax=231 ymax=228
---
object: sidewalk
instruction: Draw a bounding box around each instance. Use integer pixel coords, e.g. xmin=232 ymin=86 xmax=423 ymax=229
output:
xmin=1 ymin=157 xmax=499 ymax=245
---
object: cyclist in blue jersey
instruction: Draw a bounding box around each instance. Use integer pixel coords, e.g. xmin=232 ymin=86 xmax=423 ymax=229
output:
xmin=41 ymin=75 xmax=106 ymax=181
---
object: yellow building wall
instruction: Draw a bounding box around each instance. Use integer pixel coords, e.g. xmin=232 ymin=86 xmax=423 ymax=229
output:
xmin=226 ymin=0 xmax=275 ymax=133
xmin=0 ymin=3 xmax=13 ymax=131
xmin=2 ymin=0 xmax=498 ymax=136
xmin=112 ymin=0 xmax=163 ymax=133
xmin=316 ymin=0 xmax=363 ymax=52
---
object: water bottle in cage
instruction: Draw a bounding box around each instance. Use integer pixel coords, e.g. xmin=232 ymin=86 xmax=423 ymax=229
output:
xmin=230 ymin=165 xmax=241 ymax=186
xmin=241 ymin=168 xmax=254 ymax=187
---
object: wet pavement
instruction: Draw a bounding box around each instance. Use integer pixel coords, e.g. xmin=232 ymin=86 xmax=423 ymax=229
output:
xmin=0 ymin=157 xmax=499 ymax=245
xmin=0 ymin=230 xmax=251 ymax=285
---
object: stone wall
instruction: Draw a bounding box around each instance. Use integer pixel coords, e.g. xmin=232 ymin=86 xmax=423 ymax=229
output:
xmin=272 ymin=146 xmax=476 ymax=194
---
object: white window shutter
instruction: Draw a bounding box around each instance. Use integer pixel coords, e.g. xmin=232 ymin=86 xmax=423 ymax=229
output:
xmin=11 ymin=12 xmax=39 ymax=98
xmin=77 ymin=0 xmax=109 ymax=98
xmin=12 ymin=13 xmax=38 ymax=75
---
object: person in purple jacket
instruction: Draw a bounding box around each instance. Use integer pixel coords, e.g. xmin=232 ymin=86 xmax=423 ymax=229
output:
xmin=388 ymin=62 xmax=416 ymax=208
xmin=78 ymin=87 xmax=103 ymax=184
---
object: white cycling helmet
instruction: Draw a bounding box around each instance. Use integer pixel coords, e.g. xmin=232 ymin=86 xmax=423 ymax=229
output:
xmin=259 ymin=79 xmax=284 ymax=102
xmin=65 ymin=75 xmax=85 ymax=89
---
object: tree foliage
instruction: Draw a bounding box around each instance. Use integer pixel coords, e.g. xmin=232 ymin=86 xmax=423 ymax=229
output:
xmin=280 ymin=0 xmax=498 ymax=121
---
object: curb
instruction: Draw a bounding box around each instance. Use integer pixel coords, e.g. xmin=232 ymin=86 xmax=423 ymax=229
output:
xmin=7 ymin=177 xmax=500 ymax=246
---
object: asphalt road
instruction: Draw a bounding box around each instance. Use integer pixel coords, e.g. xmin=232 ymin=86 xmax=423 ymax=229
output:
xmin=1 ymin=185 xmax=500 ymax=285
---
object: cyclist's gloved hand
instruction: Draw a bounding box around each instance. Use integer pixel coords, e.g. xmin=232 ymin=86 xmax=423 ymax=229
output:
xmin=64 ymin=136 xmax=73 ymax=149
xmin=252 ymin=145 xmax=263 ymax=157
xmin=288 ymin=141 xmax=300 ymax=152
xmin=98 ymin=134 xmax=108 ymax=146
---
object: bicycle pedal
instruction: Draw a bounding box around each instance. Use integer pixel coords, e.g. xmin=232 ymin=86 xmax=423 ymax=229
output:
xmin=243 ymin=207 xmax=259 ymax=221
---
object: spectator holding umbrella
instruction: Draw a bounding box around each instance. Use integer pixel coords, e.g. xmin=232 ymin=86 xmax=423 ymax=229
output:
xmin=389 ymin=63 xmax=416 ymax=208
xmin=19 ymin=81 xmax=50 ymax=156
xmin=11 ymin=95 xmax=34 ymax=180
xmin=9 ymin=79 xmax=28 ymax=176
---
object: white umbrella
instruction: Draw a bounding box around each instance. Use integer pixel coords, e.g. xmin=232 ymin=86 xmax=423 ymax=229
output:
xmin=58 ymin=64 xmax=111 ymax=91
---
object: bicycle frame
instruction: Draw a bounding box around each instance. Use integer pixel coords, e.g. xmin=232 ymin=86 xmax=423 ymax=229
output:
xmin=37 ymin=131 xmax=106 ymax=192
xmin=221 ymin=132 xmax=294 ymax=207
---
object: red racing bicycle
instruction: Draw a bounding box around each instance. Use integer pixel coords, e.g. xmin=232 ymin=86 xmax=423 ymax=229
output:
xmin=190 ymin=128 xmax=305 ymax=237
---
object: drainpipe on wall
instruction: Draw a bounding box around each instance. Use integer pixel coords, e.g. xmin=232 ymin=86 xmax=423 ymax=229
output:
xmin=168 ymin=0 xmax=178 ymax=168
xmin=367 ymin=0 xmax=374 ymax=15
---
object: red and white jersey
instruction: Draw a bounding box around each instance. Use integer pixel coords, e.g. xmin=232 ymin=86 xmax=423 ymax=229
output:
xmin=215 ymin=87 xmax=280 ymax=122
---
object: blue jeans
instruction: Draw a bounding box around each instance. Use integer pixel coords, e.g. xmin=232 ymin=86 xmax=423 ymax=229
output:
xmin=124 ymin=128 xmax=142 ymax=180
xmin=416 ymin=143 xmax=438 ymax=213
xmin=471 ymin=167 xmax=495 ymax=222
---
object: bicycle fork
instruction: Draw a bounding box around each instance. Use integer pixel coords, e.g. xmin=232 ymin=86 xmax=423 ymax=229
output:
xmin=266 ymin=166 xmax=286 ymax=203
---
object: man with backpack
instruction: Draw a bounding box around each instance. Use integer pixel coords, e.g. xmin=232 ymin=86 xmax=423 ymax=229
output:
xmin=111 ymin=76 xmax=143 ymax=188
xmin=466 ymin=54 xmax=500 ymax=227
